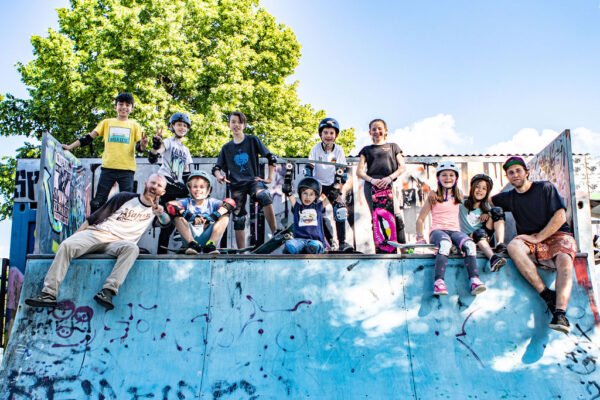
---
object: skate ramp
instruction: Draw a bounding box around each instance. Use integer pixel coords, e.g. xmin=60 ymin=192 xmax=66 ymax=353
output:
xmin=1 ymin=254 xmax=599 ymax=399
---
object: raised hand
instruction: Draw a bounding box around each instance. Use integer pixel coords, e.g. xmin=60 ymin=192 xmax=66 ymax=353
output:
xmin=151 ymin=198 xmax=164 ymax=215
xmin=140 ymin=131 xmax=149 ymax=150
xmin=152 ymin=126 xmax=164 ymax=150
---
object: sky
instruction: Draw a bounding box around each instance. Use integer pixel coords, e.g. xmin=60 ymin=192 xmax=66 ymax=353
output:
xmin=1 ymin=0 xmax=600 ymax=257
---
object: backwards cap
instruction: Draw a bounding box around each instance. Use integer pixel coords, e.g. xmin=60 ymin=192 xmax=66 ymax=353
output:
xmin=502 ymin=156 xmax=527 ymax=171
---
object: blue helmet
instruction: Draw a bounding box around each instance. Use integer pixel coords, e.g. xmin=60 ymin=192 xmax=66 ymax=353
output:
xmin=187 ymin=170 xmax=213 ymax=194
xmin=169 ymin=113 xmax=191 ymax=130
xmin=318 ymin=118 xmax=339 ymax=135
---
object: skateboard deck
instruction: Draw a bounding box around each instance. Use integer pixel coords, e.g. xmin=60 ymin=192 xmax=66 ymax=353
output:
xmin=250 ymin=223 xmax=293 ymax=254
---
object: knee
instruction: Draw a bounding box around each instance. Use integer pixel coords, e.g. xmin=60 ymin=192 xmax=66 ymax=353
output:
xmin=472 ymin=228 xmax=488 ymax=244
xmin=507 ymin=239 xmax=525 ymax=256
xmin=284 ymin=241 xmax=298 ymax=254
xmin=555 ymin=253 xmax=573 ymax=270
xmin=118 ymin=243 xmax=139 ymax=257
xmin=438 ymin=240 xmax=452 ymax=256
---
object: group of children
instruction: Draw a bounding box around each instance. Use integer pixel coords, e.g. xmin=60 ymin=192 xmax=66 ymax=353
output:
xmin=63 ymin=92 xmax=510 ymax=298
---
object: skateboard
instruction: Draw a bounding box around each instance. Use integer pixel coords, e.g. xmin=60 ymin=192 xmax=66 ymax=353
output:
xmin=371 ymin=185 xmax=397 ymax=253
xmin=386 ymin=241 xmax=459 ymax=255
xmin=250 ymin=223 xmax=294 ymax=254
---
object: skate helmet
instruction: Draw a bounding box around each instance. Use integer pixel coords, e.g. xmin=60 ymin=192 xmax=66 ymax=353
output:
xmin=187 ymin=170 xmax=213 ymax=194
xmin=318 ymin=118 xmax=340 ymax=135
xmin=436 ymin=161 xmax=459 ymax=177
xmin=470 ymin=174 xmax=493 ymax=191
xmin=169 ymin=112 xmax=191 ymax=133
xmin=297 ymin=177 xmax=322 ymax=197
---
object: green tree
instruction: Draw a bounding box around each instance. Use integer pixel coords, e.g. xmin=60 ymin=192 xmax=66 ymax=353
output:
xmin=0 ymin=0 xmax=356 ymax=220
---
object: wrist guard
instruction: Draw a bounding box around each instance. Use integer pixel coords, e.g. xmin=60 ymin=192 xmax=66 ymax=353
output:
xmin=182 ymin=170 xmax=191 ymax=183
xmin=266 ymin=153 xmax=278 ymax=166
xmin=166 ymin=203 xmax=186 ymax=218
xmin=135 ymin=142 xmax=144 ymax=153
xmin=152 ymin=136 xmax=162 ymax=150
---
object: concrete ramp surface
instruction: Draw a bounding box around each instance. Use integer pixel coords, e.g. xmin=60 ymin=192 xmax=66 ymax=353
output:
xmin=1 ymin=255 xmax=599 ymax=399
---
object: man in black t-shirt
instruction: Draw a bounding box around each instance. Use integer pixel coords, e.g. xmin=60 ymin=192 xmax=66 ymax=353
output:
xmin=492 ymin=157 xmax=577 ymax=334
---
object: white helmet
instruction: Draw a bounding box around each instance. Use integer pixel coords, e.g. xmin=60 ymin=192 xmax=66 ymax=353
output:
xmin=436 ymin=161 xmax=459 ymax=177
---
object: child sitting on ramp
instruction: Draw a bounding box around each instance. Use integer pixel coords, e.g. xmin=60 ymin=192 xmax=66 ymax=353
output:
xmin=416 ymin=161 xmax=486 ymax=296
xmin=460 ymin=174 xmax=508 ymax=272
xmin=165 ymin=171 xmax=235 ymax=254
xmin=282 ymin=177 xmax=326 ymax=254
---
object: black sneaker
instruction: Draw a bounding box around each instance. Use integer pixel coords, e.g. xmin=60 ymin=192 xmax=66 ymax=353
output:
xmin=25 ymin=292 xmax=58 ymax=308
xmin=185 ymin=240 xmax=202 ymax=255
xmin=494 ymin=243 xmax=507 ymax=254
xmin=490 ymin=255 xmax=507 ymax=272
xmin=203 ymin=242 xmax=219 ymax=254
xmin=93 ymin=289 xmax=115 ymax=310
xmin=338 ymin=243 xmax=354 ymax=253
xmin=550 ymin=311 xmax=571 ymax=333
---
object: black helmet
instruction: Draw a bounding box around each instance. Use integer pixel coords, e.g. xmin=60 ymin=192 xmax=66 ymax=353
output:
xmin=169 ymin=113 xmax=191 ymax=130
xmin=318 ymin=118 xmax=339 ymax=135
xmin=470 ymin=174 xmax=493 ymax=191
xmin=297 ymin=177 xmax=322 ymax=197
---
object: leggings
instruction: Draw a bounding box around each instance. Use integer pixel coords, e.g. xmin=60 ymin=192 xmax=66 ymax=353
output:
xmin=429 ymin=230 xmax=478 ymax=281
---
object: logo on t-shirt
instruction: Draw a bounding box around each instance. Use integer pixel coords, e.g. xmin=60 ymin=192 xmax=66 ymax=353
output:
xmin=108 ymin=126 xmax=131 ymax=144
xmin=234 ymin=149 xmax=249 ymax=172
xmin=299 ymin=208 xmax=318 ymax=227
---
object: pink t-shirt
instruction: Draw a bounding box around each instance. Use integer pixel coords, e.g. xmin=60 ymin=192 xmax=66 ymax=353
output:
xmin=430 ymin=197 xmax=461 ymax=232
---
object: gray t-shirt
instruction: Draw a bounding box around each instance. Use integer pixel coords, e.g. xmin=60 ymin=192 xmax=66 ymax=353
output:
xmin=157 ymin=138 xmax=193 ymax=182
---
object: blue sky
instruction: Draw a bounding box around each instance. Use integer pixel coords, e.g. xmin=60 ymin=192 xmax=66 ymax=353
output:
xmin=1 ymin=0 xmax=600 ymax=256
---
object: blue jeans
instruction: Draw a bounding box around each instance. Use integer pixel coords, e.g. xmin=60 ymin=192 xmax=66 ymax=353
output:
xmin=189 ymin=224 xmax=214 ymax=246
xmin=283 ymin=238 xmax=324 ymax=254
xmin=91 ymin=168 xmax=135 ymax=212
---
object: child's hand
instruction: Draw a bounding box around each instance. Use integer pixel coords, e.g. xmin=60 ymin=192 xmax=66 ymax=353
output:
xmin=139 ymin=132 xmax=149 ymax=150
xmin=480 ymin=213 xmax=490 ymax=223
xmin=217 ymin=173 xmax=230 ymax=184
xmin=152 ymin=126 xmax=164 ymax=150
xmin=416 ymin=239 xmax=427 ymax=244
xmin=193 ymin=216 xmax=205 ymax=226
xmin=255 ymin=176 xmax=272 ymax=184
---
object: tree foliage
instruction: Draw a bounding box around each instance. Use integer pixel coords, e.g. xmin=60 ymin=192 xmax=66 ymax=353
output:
xmin=0 ymin=0 xmax=356 ymax=220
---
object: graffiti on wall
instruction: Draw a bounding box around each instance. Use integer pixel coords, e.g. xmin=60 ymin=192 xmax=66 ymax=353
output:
xmin=527 ymin=130 xmax=575 ymax=229
xmin=36 ymin=133 xmax=92 ymax=253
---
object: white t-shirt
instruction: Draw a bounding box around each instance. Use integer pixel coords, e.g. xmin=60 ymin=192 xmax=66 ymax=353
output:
xmin=308 ymin=143 xmax=346 ymax=186
xmin=157 ymin=138 xmax=193 ymax=182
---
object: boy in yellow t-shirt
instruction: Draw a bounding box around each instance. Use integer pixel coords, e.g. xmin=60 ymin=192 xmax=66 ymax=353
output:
xmin=63 ymin=93 xmax=148 ymax=212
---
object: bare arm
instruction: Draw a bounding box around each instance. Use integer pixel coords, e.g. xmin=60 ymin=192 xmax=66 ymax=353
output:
xmin=287 ymin=194 xmax=296 ymax=208
xmin=75 ymin=220 xmax=89 ymax=233
xmin=356 ymin=155 xmax=371 ymax=182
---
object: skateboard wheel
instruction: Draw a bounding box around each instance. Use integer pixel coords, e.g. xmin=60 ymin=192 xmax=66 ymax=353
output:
xmin=284 ymin=233 xmax=292 ymax=240
xmin=286 ymin=163 xmax=293 ymax=171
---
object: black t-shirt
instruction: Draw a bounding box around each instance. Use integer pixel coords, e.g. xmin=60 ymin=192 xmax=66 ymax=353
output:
xmin=492 ymin=181 xmax=570 ymax=235
xmin=358 ymin=143 xmax=403 ymax=179
xmin=214 ymin=135 xmax=273 ymax=187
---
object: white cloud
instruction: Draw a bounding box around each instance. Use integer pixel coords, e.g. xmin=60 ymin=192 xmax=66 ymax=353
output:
xmin=485 ymin=127 xmax=600 ymax=157
xmin=351 ymin=114 xmax=473 ymax=155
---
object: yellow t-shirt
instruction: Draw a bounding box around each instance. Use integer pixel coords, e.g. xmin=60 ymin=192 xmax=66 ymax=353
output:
xmin=94 ymin=118 xmax=142 ymax=171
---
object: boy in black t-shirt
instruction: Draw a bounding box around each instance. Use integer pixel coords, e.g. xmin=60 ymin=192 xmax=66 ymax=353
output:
xmin=492 ymin=156 xmax=577 ymax=334
xmin=212 ymin=112 xmax=279 ymax=249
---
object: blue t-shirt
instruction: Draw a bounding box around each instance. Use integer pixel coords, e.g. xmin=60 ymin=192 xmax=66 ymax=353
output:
xmin=293 ymin=201 xmax=326 ymax=243
xmin=178 ymin=197 xmax=221 ymax=237
xmin=459 ymin=201 xmax=485 ymax=235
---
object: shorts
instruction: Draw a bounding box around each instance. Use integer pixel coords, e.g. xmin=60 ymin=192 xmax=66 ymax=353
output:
xmin=523 ymin=231 xmax=577 ymax=269
xmin=189 ymin=223 xmax=214 ymax=246
xmin=230 ymin=181 xmax=268 ymax=216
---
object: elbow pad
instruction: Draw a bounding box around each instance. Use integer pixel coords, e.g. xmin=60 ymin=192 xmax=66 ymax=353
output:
xmin=211 ymin=165 xmax=221 ymax=176
xmin=221 ymin=198 xmax=236 ymax=214
xmin=79 ymin=134 xmax=94 ymax=147
xmin=148 ymin=151 xmax=159 ymax=164
xmin=266 ymin=153 xmax=278 ymax=166
xmin=182 ymin=170 xmax=191 ymax=184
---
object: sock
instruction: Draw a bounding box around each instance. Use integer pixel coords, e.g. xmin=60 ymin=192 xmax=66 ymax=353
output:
xmin=554 ymin=308 xmax=566 ymax=315
xmin=539 ymin=287 xmax=554 ymax=302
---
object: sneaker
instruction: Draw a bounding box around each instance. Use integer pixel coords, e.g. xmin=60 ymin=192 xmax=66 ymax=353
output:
xmin=490 ymin=255 xmax=507 ymax=272
xmin=25 ymin=292 xmax=58 ymax=308
xmin=470 ymin=277 xmax=487 ymax=295
xmin=494 ymin=242 xmax=507 ymax=254
xmin=338 ymin=243 xmax=354 ymax=253
xmin=433 ymin=279 xmax=448 ymax=295
xmin=550 ymin=311 xmax=571 ymax=333
xmin=185 ymin=240 xmax=202 ymax=255
xmin=93 ymin=289 xmax=115 ymax=310
xmin=272 ymin=228 xmax=284 ymax=237
xmin=203 ymin=242 xmax=219 ymax=254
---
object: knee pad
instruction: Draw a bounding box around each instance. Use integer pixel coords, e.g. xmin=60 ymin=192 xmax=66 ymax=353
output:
xmin=472 ymin=228 xmax=488 ymax=243
xmin=233 ymin=214 xmax=246 ymax=230
xmin=333 ymin=202 xmax=347 ymax=222
xmin=462 ymin=240 xmax=477 ymax=256
xmin=438 ymin=240 xmax=452 ymax=256
xmin=306 ymin=241 xmax=324 ymax=254
xmin=255 ymin=190 xmax=272 ymax=207
xmin=490 ymin=206 xmax=505 ymax=222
